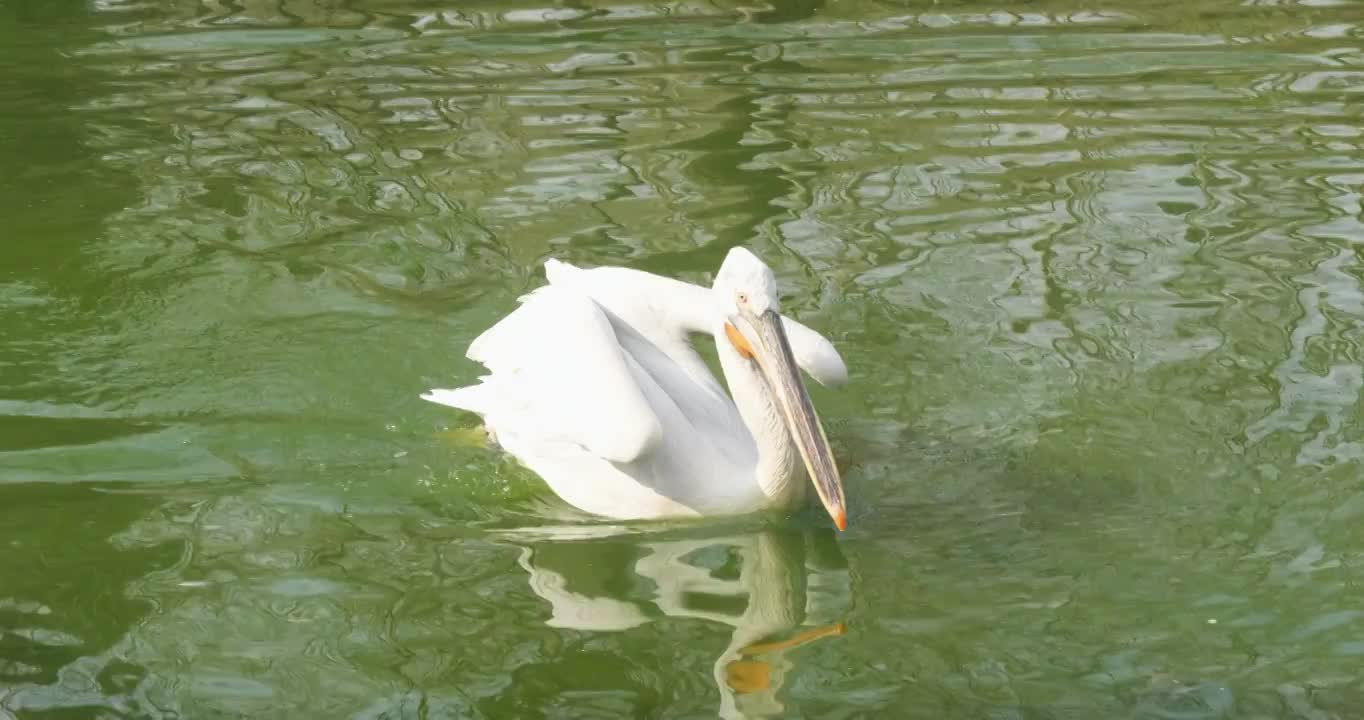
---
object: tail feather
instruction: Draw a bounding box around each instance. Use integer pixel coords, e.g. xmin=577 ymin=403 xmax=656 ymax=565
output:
xmin=421 ymin=386 xmax=487 ymax=414
xmin=543 ymin=258 xmax=580 ymax=285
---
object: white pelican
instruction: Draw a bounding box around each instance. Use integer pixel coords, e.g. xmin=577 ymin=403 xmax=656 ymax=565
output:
xmin=422 ymin=248 xmax=849 ymax=530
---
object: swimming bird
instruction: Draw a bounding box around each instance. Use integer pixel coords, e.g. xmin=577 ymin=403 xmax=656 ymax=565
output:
xmin=422 ymin=247 xmax=849 ymax=530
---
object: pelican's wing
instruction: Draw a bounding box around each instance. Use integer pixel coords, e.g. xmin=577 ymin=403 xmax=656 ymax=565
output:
xmin=542 ymin=259 xmax=722 ymax=396
xmin=423 ymin=286 xmax=663 ymax=464
xmin=781 ymin=317 xmax=848 ymax=387
xmin=547 ymin=258 xmax=847 ymax=388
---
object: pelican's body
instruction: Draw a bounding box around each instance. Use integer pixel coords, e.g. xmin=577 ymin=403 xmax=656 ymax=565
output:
xmin=423 ymin=248 xmax=849 ymax=529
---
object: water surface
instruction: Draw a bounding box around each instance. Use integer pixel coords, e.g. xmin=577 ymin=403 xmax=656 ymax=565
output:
xmin=4 ymin=0 xmax=1364 ymax=717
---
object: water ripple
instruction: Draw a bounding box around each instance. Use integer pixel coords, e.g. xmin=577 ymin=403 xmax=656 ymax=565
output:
xmin=5 ymin=0 xmax=1364 ymax=717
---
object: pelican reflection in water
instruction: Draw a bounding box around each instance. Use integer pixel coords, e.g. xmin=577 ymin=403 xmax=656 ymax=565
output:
xmin=504 ymin=525 xmax=851 ymax=719
xmin=423 ymin=248 xmax=850 ymax=530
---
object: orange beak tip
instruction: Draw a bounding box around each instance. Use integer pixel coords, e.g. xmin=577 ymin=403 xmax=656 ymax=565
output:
xmin=833 ymin=510 xmax=847 ymax=532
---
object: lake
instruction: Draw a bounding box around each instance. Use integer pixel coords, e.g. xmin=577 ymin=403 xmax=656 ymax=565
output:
xmin=3 ymin=0 xmax=1364 ymax=717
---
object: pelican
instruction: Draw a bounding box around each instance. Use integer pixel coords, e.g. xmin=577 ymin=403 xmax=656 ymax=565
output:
xmin=422 ymin=247 xmax=849 ymax=530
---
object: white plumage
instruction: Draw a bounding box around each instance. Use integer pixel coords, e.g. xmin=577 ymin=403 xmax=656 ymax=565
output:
xmin=423 ymin=248 xmax=850 ymax=529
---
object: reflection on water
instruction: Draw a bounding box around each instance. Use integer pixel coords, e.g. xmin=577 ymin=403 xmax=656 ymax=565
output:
xmin=508 ymin=525 xmax=850 ymax=719
xmin=5 ymin=0 xmax=1364 ymax=716
xmin=0 ymin=484 xmax=175 ymax=716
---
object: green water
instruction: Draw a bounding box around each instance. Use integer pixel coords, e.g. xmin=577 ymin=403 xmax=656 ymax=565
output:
xmin=4 ymin=0 xmax=1364 ymax=717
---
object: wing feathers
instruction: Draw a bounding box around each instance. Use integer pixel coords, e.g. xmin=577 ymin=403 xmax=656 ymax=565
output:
xmin=425 ymin=284 xmax=663 ymax=464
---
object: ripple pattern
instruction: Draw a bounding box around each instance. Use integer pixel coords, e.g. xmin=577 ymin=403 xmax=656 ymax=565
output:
xmin=4 ymin=0 xmax=1364 ymax=717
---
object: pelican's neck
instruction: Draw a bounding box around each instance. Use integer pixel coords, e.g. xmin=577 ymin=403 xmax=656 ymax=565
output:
xmin=715 ymin=327 xmax=806 ymax=507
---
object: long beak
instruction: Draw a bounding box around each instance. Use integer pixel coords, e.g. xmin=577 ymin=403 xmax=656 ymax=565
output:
xmin=744 ymin=309 xmax=848 ymax=531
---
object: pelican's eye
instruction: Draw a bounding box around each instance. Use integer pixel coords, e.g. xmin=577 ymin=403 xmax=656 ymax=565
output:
xmin=736 ymin=291 xmax=749 ymax=306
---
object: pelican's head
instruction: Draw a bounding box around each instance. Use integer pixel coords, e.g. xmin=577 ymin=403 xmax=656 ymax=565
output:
xmin=714 ymin=248 xmax=848 ymax=531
